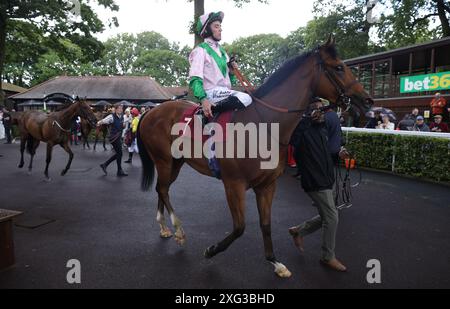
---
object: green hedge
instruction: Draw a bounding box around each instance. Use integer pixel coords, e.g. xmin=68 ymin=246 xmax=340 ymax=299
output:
xmin=344 ymin=132 xmax=450 ymax=183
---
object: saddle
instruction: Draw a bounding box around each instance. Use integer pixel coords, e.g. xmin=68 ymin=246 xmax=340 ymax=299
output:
xmin=178 ymin=105 xmax=235 ymax=179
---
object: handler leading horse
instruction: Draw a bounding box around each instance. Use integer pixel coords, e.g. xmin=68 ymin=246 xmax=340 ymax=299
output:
xmin=137 ymin=37 xmax=373 ymax=277
xmin=18 ymin=96 xmax=97 ymax=180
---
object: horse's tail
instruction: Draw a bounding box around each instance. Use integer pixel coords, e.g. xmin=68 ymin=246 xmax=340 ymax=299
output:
xmin=137 ymin=111 xmax=155 ymax=191
xmin=26 ymin=135 xmax=34 ymax=154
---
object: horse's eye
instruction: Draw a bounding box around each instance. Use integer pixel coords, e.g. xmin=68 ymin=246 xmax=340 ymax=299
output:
xmin=336 ymin=65 xmax=344 ymax=72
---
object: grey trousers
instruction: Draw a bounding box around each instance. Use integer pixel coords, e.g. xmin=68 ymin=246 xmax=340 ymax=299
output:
xmin=297 ymin=189 xmax=338 ymax=261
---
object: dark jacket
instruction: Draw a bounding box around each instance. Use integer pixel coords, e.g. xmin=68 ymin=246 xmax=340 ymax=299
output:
xmin=109 ymin=114 xmax=124 ymax=141
xmin=364 ymin=118 xmax=377 ymax=129
xmin=2 ymin=112 xmax=11 ymax=127
xmin=325 ymin=110 xmax=343 ymax=155
xmin=292 ymin=117 xmax=335 ymax=192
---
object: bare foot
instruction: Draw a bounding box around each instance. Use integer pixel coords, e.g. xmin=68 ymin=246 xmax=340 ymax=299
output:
xmin=288 ymin=227 xmax=304 ymax=252
xmin=320 ymin=258 xmax=347 ymax=272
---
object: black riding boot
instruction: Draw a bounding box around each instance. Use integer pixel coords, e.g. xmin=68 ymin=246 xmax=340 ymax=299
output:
xmin=125 ymin=152 xmax=133 ymax=164
xmin=211 ymin=96 xmax=246 ymax=116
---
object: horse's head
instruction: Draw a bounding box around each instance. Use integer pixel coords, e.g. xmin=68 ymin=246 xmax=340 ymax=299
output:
xmin=313 ymin=35 xmax=373 ymax=116
xmin=76 ymin=98 xmax=97 ymax=127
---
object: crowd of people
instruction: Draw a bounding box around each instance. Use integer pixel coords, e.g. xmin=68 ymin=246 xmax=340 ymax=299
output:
xmin=364 ymin=93 xmax=450 ymax=133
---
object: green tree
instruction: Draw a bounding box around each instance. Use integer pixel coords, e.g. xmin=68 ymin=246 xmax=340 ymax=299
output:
xmin=134 ymin=49 xmax=189 ymax=86
xmin=0 ymin=0 xmax=119 ymax=103
xmin=377 ymin=0 xmax=444 ymax=49
xmin=225 ymin=34 xmax=287 ymax=85
xmin=307 ymin=0 xmax=373 ymax=59
xmin=101 ymin=33 xmax=138 ymax=75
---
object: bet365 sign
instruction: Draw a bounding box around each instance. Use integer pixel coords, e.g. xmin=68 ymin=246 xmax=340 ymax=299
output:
xmin=400 ymin=72 xmax=450 ymax=93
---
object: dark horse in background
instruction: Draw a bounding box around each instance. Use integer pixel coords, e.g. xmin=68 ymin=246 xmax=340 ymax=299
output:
xmin=80 ymin=111 xmax=109 ymax=151
xmin=137 ymin=37 xmax=373 ymax=277
xmin=18 ymin=96 xmax=97 ymax=180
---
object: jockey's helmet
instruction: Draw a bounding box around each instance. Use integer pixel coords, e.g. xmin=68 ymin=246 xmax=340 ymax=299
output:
xmin=196 ymin=11 xmax=224 ymax=39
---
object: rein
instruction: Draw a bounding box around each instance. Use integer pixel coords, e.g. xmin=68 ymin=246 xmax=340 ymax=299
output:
xmin=233 ymin=68 xmax=305 ymax=114
xmin=232 ymin=49 xmax=358 ymax=114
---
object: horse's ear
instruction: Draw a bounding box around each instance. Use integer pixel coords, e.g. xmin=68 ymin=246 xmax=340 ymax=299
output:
xmin=325 ymin=34 xmax=336 ymax=47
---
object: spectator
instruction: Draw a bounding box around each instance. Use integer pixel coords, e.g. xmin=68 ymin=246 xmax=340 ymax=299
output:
xmin=429 ymin=115 xmax=449 ymax=133
xmin=122 ymin=108 xmax=132 ymax=139
xmin=364 ymin=111 xmax=377 ymax=129
xmin=397 ymin=114 xmax=415 ymax=131
xmin=140 ymin=107 xmax=147 ymax=115
xmin=430 ymin=93 xmax=447 ymax=117
xmin=412 ymin=116 xmax=430 ymax=132
xmin=376 ymin=115 xmax=395 ymax=130
xmin=408 ymin=108 xmax=419 ymax=120
xmin=2 ymin=108 xmax=12 ymax=144
xmin=0 ymin=108 xmax=5 ymax=140
xmin=124 ymin=108 xmax=140 ymax=164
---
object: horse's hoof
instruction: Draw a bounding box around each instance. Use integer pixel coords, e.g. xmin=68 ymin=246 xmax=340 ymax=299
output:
xmin=274 ymin=263 xmax=292 ymax=278
xmin=61 ymin=170 xmax=67 ymax=176
xmin=18 ymin=164 xmax=24 ymax=169
xmin=44 ymin=177 xmax=52 ymax=183
xmin=160 ymin=229 xmax=173 ymax=239
xmin=27 ymin=170 xmax=32 ymax=176
xmin=204 ymin=245 xmax=216 ymax=259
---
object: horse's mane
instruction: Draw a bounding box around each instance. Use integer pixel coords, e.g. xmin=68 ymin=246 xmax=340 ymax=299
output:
xmin=253 ymin=45 xmax=338 ymax=98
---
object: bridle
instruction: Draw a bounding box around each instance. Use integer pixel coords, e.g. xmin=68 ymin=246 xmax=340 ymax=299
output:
xmin=314 ymin=49 xmax=359 ymax=113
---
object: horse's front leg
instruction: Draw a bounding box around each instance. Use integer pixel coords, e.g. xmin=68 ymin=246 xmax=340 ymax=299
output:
xmin=18 ymin=135 xmax=27 ymax=168
xmin=60 ymin=142 xmax=74 ymax=176
xmin=44 ymin=143 xmax=54 ymax=181
xmin=204 ymin=181 xmax=246 ymax=259
xmin=254 ymin=182 xmax=292 ymax=278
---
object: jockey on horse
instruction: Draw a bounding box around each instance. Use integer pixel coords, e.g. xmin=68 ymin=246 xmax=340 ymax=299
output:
xmin=189 ymin=11 xmax=253 ymax=119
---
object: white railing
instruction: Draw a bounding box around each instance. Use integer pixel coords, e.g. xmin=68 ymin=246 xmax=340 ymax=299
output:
xmin=341 ymin=127 xmax=450 ymax=139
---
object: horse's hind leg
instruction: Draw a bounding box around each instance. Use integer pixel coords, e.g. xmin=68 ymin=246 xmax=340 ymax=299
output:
xmin=28 ymin=139 xmax=40 ymax=174
xmin=103 ymin=130 xmax=107 ymax=151
xmin=254 ymin=183 xmax=291 ymax=278
xmin=93 ymin=132 xmax=98 ymax=151
xmin=204 ymin=181 xmax=246 ymax=259
xmin=155 ymin=158 xmax=185 ymax=245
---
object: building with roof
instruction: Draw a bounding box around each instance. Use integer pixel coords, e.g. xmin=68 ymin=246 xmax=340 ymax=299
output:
xmin=10 ymin=76 xmax=172 ymax=111
xmin=344 ymin=37 xmax=450 ymax=121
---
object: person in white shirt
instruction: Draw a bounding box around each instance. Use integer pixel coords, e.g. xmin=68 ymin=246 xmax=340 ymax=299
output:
xmin=376 ymin=115 xmax=395 ymax=130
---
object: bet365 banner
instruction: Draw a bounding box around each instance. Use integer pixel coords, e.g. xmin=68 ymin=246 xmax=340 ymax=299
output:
xmin=400 ymin=71 xmax=450 ymax=93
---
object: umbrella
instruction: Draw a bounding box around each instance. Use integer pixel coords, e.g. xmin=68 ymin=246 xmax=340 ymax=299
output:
xmin=117 ymin=100 xmax=136 ymax=108
xmin=92 ymin=100 xmax=111 ymax=107
xmin=366 ymin=107 xmax=397 ymax=121
xmin=139 ymin=101 xmax=157 ymax=108
xmin=43 ymin=93 xmax=75 ymax=104
xmin=18 ymin=100 xmax=43 ymax=107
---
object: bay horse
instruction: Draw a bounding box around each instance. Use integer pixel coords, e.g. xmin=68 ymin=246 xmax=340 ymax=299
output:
xmin=79 ymin=111 xmax=109 ymax=151
xmin=136 ymin=37 xmax=373 ymax=277
xmin=18 ymin=97 xmax=97 ymax=180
